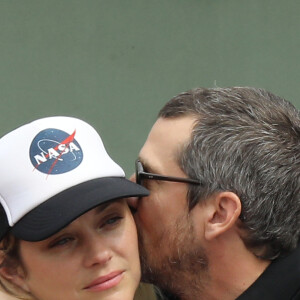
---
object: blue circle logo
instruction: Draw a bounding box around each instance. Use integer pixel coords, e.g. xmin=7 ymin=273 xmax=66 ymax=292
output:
xmin=30 ymin=128 xmax=83 ymax=175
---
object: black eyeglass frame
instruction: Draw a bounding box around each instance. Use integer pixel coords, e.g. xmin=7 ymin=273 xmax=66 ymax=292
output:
xmin=135 ymin=159 xmax=201 ymax=186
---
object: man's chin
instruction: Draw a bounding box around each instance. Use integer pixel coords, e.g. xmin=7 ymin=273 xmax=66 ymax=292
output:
xmin=137 ymin=214 xmax=209 ymax=298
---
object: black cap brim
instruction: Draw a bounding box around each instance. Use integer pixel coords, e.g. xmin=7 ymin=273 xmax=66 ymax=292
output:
xmin=11 ymin=177 xmax=149 ymax=241
xmin=0 ymin=205 xmax=10 ymax=241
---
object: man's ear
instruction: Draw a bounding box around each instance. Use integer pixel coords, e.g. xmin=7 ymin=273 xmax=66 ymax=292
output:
xmin=0 ymin=262 xmax=30 ymax=293
xmin=204 ymin=192 xmax=241 ymax=241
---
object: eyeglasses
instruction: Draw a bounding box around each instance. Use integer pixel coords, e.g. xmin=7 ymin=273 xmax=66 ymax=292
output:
xmin=135 ymin=159 xmax=201 ymax=186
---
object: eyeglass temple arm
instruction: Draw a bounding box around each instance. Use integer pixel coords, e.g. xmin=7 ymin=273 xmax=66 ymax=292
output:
xmin=139 ymin=172 xmax=201 ymax=185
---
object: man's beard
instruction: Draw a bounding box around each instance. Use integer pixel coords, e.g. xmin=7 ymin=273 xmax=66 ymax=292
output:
xmin=137 ymin=211 xmax=209 ymax=300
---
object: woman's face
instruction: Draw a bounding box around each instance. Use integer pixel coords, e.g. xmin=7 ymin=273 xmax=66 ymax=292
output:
xmin=18 ymin=199 xmax=140 ymax=300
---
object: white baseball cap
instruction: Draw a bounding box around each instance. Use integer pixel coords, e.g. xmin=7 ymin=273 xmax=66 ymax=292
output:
xmin=0 ymin=116 xmax=148 ymax=241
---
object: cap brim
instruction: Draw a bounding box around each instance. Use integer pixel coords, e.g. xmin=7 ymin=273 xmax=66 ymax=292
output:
xmin=11 ymin=177 xmax=149 ymax=241
xmin=0 ymin=205 xmax=10 ymax=241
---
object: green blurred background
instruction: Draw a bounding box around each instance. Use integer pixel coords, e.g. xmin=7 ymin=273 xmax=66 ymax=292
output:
xmin=1 ymin=0 xmax=300 ymax=176
xmin=0 ymin=1 xmax=299 ymax=299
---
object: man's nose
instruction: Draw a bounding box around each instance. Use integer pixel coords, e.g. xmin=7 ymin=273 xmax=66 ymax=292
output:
xmin=127 ymin=196 xmax=138 ymax=210
xmin=129 ymin=173 xmax=136 ymax=183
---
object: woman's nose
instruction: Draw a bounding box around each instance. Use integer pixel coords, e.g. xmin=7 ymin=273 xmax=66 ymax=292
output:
xmin=82 ymin=233 xmax=112 ymax=268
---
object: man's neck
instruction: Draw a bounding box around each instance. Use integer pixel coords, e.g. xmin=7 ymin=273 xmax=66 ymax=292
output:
xmin=175 ymin=234 xmax=270 ymax=300
xmin=195 ymin=238 xmax=270 ymax=300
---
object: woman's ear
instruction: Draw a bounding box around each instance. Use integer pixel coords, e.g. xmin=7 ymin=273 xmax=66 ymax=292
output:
xmin=204 ymin=192 xmax=241 ymax=241
xmin=0 ymin=261 xmax=30 ymax=293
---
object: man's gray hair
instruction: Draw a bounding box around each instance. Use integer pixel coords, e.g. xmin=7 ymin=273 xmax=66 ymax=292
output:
xmin=158 ymin=87 xmax=300 ymax=260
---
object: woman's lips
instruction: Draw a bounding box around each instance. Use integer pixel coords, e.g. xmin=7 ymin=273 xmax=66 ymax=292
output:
xmin=85 ymin=271 xmax=124 ymax=292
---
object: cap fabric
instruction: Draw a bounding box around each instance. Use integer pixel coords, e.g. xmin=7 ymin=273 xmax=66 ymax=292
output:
xmin=0 ymin=116 xmax=149 ymax=241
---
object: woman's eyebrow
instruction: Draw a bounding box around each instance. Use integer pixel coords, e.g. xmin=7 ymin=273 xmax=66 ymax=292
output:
xmin=94 ymin=201 xmax=120 ymax=214
xmin=50 ymin=203 xmax=117 ymax=237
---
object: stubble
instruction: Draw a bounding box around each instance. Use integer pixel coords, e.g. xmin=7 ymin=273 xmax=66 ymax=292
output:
xmin=137 ymin=211 xmax=209 ymax=300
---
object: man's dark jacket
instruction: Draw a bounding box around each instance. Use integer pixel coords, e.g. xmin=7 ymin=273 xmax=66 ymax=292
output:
xmin=237 ymin=242 xmax=300 ymax=300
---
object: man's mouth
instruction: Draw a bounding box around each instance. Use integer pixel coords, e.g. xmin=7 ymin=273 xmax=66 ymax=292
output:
xmin=129 ymin=206 xmax=137 ymax=214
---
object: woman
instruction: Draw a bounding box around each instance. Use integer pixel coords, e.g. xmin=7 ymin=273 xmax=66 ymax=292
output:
xmin=0 ymin=116 xmax=149 ymax=300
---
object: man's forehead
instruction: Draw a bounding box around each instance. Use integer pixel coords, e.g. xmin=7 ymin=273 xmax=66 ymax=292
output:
xmin=143 ymin=116 xmax=196 ymax=148
xmin=139 ymin=116 xmax=196 ymax=170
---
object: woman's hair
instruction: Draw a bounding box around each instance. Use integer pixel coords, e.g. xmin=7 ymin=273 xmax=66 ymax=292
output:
xmin=0 ymin=234 xmax=32 ymax=299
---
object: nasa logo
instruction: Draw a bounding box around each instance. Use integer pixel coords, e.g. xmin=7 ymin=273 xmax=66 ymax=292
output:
xmin=29 ymin=128 xmax=83 ymax=175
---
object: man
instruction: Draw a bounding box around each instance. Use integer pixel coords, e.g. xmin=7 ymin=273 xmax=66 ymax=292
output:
xmin=129 ymin=87 xmax=300 ymax=300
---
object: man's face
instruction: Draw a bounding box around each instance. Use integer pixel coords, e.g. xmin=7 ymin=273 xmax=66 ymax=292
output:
xmin=131 ymin=116 xmax=208 ymax=295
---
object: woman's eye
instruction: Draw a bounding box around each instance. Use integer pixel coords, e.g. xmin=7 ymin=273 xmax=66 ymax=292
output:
xmin=50 ymin=237 xmax=74 ymax=248
xmin=102 ymin=216 xmax=123 ymax=228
